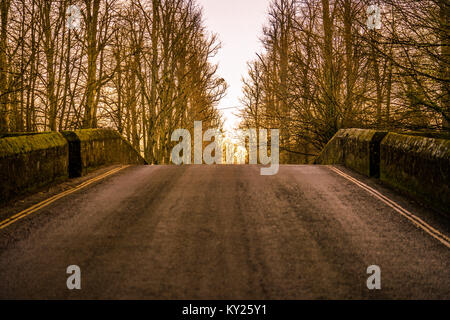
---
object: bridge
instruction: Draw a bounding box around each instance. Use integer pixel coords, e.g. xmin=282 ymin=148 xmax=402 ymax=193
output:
xmin=0 ymin=129 xmax=448 ymax=299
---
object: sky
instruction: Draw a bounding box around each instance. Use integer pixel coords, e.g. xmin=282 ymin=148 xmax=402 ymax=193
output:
xmin=196 ymin=0 xmax=271 ymax=132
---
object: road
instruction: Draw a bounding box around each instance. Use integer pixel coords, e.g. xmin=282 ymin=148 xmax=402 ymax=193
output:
xmin=0 ymin=165 xmax=449 ymax=299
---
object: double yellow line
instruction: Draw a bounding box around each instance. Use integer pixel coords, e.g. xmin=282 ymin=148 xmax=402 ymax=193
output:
xmin=0 ymin=165 xmax=130 ymax=230
xmin=329 ymin=166 xmax=450 ymax=249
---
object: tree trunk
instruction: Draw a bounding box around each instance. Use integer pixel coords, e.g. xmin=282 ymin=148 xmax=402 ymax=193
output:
xmin=440 ymin=1 xmax=450 ymax=130
xmin=83 ymin=0 xmax=100 ymax=128
xmin=0 ymin=0 xmax=10 ymax=132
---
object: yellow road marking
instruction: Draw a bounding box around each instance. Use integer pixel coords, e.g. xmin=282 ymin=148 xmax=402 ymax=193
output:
xmin=0 ymin=165 xmax=130 ymax=230
xmin=329 ymin=166 xmax=450 ymax=249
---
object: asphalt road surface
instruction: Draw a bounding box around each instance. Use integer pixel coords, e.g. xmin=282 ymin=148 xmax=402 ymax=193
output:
xmin=0 ymin=165 xmax=449 ymax=299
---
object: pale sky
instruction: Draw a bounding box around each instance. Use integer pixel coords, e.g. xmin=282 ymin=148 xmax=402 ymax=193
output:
xmin=196 ymin=0 xmax=270 ymax=132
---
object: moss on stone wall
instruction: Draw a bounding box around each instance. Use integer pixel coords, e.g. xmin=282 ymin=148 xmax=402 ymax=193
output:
xmin=72 ymin=128 xmax=120 ymax=142
xmin=395 ymin=130 xmax=450 ymax=140
xmin=381 ymin=133 xmax=449 ymax=158
xmin=0 ymin=132 xmax=49 ymax=139
xmin=0 ymin=132 xmax=67 ymax=158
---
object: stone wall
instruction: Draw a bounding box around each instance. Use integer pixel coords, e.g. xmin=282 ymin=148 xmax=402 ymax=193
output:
xmin=315 ymin=129 xmax=449 ymax=214
xmin=61 ymin=129 xmax=147 ymax=177
xmin=380 ymin=133 xmax=450 ymax=213
xmin=315 ymin=128 xmax=387 ymax=177
xmin=0 ymin=132 xmax=68 ymax=203
xmin=314 ymin=129 xmax=347 ymax=165
xmin=0 ymin=128 xmax=147 ymax=204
